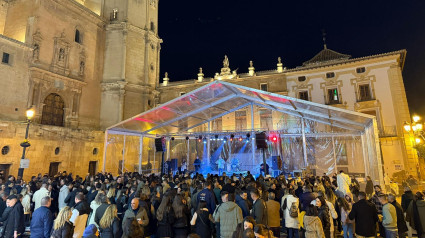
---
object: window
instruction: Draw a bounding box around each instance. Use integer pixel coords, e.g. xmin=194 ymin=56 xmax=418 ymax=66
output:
xmin=93 ymin=148 xmax=98 ymax=155
xmin=54 ymin=147 xmax=60 ymax=155
xmin=212 ymin=117 xmax=222 ymax=131
xmin=356 ymin=67 xmax=366 ymax=74
xmin=150 ymin=22 xmax=155 ymax=32
xmin=235 ymin=110 xmax=247 ymax=130
xmin=358 ymin=84 xmax=372 ymax=101
xmin=259 ymin=109 xmax=273 ymax=130
xmin=298 ymin=76 xmax=306 ymax=82
xmin=111 ymin=8 xmax=118 ymax=20
xmin=75 ymin=30 xmax=81 ymax=43
xmin=179 ymin=92 xmax=185 ymax=96
xmin=299 ymin=91 xmax=309 ymax=101
xmin=1 ymin=146 xmax=10 ymax=155
xmin=260 ymin=83 xmax=268 ymax=92
xmin=327 ymin=88 xmax=340 ymax=104
xmin=41 ymin=93 xmax=65 ymax=127
xmin=2 ymin=53 xmax=10 ymax=64
xmin=326 ymin=72 xmax=335 ymax=78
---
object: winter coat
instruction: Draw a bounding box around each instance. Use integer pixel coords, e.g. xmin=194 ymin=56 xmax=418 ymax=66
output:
xmin=304 ymin=216 xmax=325 ymax=238
xmin=122 ymin=206 xmax=149 ymax=238
xmin=30 ymin=206 xmax=53 ymax=238
xmin=390 ymin=201 xmax=408 ymax=233
xmin=365 ymin=180 xmax=374 ymax=195
xmin=88 ymin=201 xmax=101 ymax=226
xmin=193 ymin=209 xmax=212 ymax=238
xmin=406 ymin=199 xmax=425 ymax=235
xmin=22 ymin=194 xmax=31 ymax=214
xmin=50 ymin=221 xmax=74 ymax=238
xmin=401 ymin=191 xmax=414 ymax=212
xmin=99 ymin=218 xmax=123 ymax=238
xmin=32 ymin=187 xmax=50 ymax=211
xmin=337 ymin=173 xmax=351 ymax=195
xmin=284 ymin=195 xmax=300 ymax=229
xmin=251 ymin=198 xmax=268 ymax=226
xmin=348 ymin=199 xmax=378 ymax=237
xmin=317 ymin=205 xmax=331 ymax=238
xmin=235 ymin=195 xmax=249 ymax=218
xmin=3 ymin=201 xmax=25 ymax=238
xmin=157 ymin=207 xmax=175 ymax=238
xmin=59 ymin=185 xmax=70 ymax=210
xmin=197 ymin=188 xmax=216 ymax=214
xmin=266 ymin=199 xmax=281 ymax=228
xmin=300 ymin=192 xmax=316 ymax=211
xmin=213 ymin=201 xmax=243 ymax=238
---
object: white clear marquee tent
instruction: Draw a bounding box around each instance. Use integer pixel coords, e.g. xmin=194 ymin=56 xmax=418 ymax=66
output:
xmin=104 ymin=81 xmax=384 ymax=185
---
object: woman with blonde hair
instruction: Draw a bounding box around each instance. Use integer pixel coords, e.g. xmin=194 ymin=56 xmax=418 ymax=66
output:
xmin=107 ymin=186 xmax=117 ymax=204
xmin=21 ymin=186 xmax=31 ymax=227
xmin=51 ymin=206 xmax=74 ymax=238
xmin=99 ymin=204 xmax=122 ymax=238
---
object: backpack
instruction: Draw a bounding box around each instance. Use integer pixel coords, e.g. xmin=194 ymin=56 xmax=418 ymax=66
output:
xmin=289 ymin=201 xmax=298 ymax=218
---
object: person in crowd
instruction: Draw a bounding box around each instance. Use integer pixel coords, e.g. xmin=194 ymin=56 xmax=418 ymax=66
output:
xmin=300 ymin=186 xmax=316 ymax=211
xmin=70 ymin=193 xmax=92 ymax=237
xmin=336 ymin=171 xmax=350 ymax=196
xmin=213 ymin=191 xmax=243 ymax=238
xmin=401 ymin=186 xmax=414 ymax=212
xmin=30 ymin=196 xmax=53 ymax=238
xmin=88 ymin=192 xmax=106 ymax=226
xmin=82 ymin=224 xmax=98 ymax=238
xmin=265 ymin=192 xmax=281 ymax=237
xmin=236 ymin=189 xmax=250 ymax=218
xmin=50 ymin=206 xmax=74 ymax=238
xmin=20 ymin=187 xmax=31 ymax=227
xmin=304 ymin=204 xmax=325 ymax=238
xmin=94 ymin=192 xmax=110 ymax=226
xmin=190 ymin=200 xmax=213 ymax=238
xmin=49 ymin=181 xmax=60 ymax=216
xmin=378 ymin=194 xmax=398 ymax=238
xmin=59 ymin=180 xmax=71 ymax=210
xmin=348 ymin=191 xmax=378 ymax=238
xmin=315 ymin=196 xmax=331 ymax=238
xmin=336 ymin=197 xmax=353 ymax=238
xmin=98 ymin=204 xmax=122 ymax=238
xmin=250 ymin=189 xmax=267 ymax=226
xmin=3 ymin=195 xmax=25 ymax=238
xmin=253 ymin=224 xmax=272 ymax=238
xmin=87 ymin=182 xmax=102 ymax=204
xmin=283 ymin=188 xmax=299 ymax=238
xmin=371 ymin=185 xmax=385 ymax=238
xmin=405 ymin=192 xmax=425 ymax=238
xmin=122 ymin=217 xmax=144 ymax=238
xmin=122 ymin=197 xmax=149 ymax=233
xmin=172 ymin=194 xmax=190 ymax=238
xmin=232 ymin=216 xmax=256 ymax=238
xmin=156 ymin=195 xmax=175 ymax=238
xmin=0 ymin=192 xmax=7 ymax=217
xmin=32 ymin=183 xmax=50 ymax=211
xmin=365 ymin=176 xmax=374 ymax=199
xmin=388 ymin=193 xmax=408 ymax=238
xmin=197 ymin=181 xmax=216 ymax=214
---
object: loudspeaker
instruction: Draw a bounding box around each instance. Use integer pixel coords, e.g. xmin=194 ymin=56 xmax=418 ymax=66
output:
xmin=256 ymin=132 xmax=267 ymax=149
xmin=271 ymin=156 xmax=281 ymax=170
xmin=155 ymin=137 xmax=165 ymax=152
xmin=170 ymin=159 xmax=178 ymax=172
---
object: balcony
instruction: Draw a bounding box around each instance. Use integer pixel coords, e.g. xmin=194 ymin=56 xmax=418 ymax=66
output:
xmin=379 ymin=126 xmax=398 ymax=138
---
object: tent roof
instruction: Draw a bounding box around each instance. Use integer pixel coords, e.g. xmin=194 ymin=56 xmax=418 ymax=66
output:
xmin=107 ymin=81 xmax=375 ymax=136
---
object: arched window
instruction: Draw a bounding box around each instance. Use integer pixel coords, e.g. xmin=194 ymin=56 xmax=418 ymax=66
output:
xmin=75 ymin=29 xmax=81 ymax=43
xmin=150 ymin=22 xmax=155 ymax=32
xmin=41 ymin=93 xmax=65 ymax=127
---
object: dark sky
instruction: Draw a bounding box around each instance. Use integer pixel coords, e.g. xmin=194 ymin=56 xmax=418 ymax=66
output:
xmin=158 ymin=1 xmax=425 ymax=114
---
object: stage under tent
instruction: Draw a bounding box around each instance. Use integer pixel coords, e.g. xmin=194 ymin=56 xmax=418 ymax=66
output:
xmin=103 ymin=81 xmax=384 ymax=185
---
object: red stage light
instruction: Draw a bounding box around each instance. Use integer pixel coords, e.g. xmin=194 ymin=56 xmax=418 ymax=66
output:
xmin=271 ymin=135 xmax=278 ymax=142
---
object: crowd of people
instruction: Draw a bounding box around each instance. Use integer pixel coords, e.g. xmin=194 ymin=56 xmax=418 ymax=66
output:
xmin=0 ymin=169 xmax=424 ymax=238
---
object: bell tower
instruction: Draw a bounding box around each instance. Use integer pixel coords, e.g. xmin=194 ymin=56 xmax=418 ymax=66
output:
xmin=100 ymin=0 xmax=162 ymax=128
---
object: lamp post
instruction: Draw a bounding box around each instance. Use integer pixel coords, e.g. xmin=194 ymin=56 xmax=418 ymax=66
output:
xmin=18 ymin=108 xmax=35 ymax=178
xmin=403 ymin=115 xmax=424 ymax=179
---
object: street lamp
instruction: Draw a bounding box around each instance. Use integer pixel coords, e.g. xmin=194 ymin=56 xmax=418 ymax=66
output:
xmin=18 ymin=108 xmax=35 ymax=178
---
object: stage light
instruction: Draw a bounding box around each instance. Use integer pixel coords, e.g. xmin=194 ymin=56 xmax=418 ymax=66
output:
xmin=272 ymin=135 xmax=278 ymax=142
xmin=203 ymin=138 xmax=207 ymax=143
xmin=230 ymin=134 xmax=235 ymax=139
xmin=223 ymin=137 xmax=227 ymax=142
xmin=239 ymin=137 xmax=243 ymax=142
xmin=171 ymin=137 xmax=175 ymax=141
xmin=186 ymin=136 xmax=189 ymax=140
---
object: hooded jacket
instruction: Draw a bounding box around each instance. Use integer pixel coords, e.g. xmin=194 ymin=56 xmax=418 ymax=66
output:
xmin=213 ymin=201 xmax=243 ymax=238
xmin=304 ymin=215 xmax=325 ymax=238
xmin=235 ymin=194 xmax=249 ymax=218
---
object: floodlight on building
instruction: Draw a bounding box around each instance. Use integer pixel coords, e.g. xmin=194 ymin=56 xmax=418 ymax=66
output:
xmin=413 ymin=115 xmax=420 ymax=123
xmin=403 ymin=122 xmax=411 ymax=132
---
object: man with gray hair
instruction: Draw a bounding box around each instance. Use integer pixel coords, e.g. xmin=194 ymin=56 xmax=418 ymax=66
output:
xmin=378 ymin=194 xmax=398 ymax=238
xmin=30 ymin=196 xmax=53 ymax=238
xmin=388 ymin=193 xmax=408 ymax=238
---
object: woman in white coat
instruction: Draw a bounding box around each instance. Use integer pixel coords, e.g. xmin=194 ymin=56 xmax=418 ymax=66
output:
xmin=284 ymin=189 xmax=300 ymax=238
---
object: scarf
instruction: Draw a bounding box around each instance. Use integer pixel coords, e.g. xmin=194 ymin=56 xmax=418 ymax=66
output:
xmin=413 ymin=200 xmax=424 ymax=235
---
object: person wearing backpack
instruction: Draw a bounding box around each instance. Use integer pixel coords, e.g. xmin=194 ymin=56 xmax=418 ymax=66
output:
xmin=284 ymin=189 xmax=300 ymax=238
xmin=266 ymin=192 xmax=281 ymax=237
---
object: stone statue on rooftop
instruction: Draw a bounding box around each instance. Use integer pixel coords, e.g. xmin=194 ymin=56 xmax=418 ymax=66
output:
xmin=223 ymin=55 xmax=229 ymax=68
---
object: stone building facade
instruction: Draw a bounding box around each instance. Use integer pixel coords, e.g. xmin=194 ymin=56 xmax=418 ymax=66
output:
xmin=0 ymin=0 xmax=418 ymax=180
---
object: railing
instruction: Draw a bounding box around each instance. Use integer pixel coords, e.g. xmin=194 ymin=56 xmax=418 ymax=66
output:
xmin=379 ymin=126 xmax=398 ymax=137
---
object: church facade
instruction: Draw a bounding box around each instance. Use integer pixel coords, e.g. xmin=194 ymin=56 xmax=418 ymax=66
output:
xmin=0 ymin=0 xmax=419 ymax=180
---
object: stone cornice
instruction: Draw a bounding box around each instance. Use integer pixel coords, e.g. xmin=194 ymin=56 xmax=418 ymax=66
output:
xmin=0 ymin=34 xmax=34 ymax=49
xmin=53 ymin=0 xmax=106 ymax=27
xmin=30 ymin=67 xmax=86 ymax=88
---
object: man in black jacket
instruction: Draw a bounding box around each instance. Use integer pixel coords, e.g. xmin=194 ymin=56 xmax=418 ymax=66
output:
xmin=87 ymin=182 xmax=102 ymax=204
xmin=250 ymin=189 xmax=268 ymax=225
xmin=3 ymin=195 xmax=25 ymax=238
xmin=388 ymin=193 xmax=408 ymax=238
xmin=348 ymin=192 xmax=379 ymax=237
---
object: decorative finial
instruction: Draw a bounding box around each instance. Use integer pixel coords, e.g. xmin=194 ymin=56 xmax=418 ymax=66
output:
xmin=163 ymin=72 xmax=169 ymax=86
xmin=248 ymin=60 xmax=255 ymax=76
xmin=322 ymin=29 xmax=327 ymax=49
xmin=277 ymin=57 xmax=284 ymax=73
xmin=197 ymin=67 xmax=204 ymax=82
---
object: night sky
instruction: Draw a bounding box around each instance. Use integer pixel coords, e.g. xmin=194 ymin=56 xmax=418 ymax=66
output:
xmin=158 ymin=1 xmax=425 ymax=114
